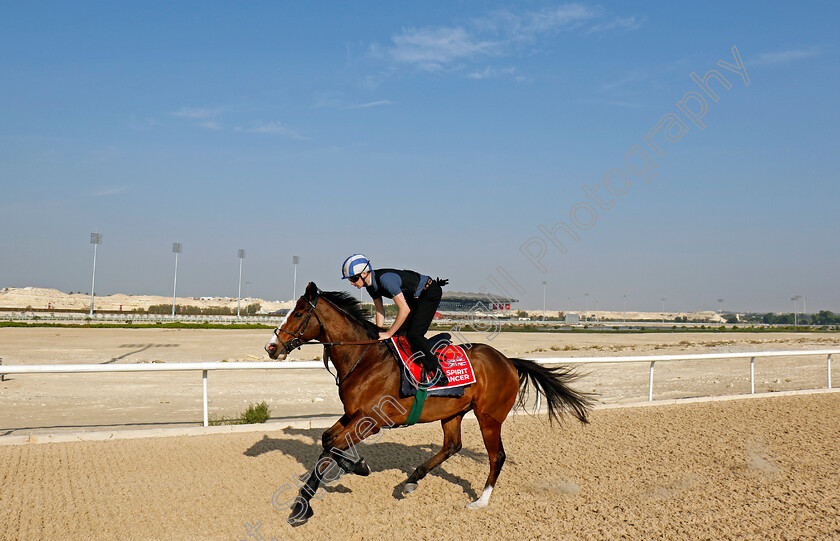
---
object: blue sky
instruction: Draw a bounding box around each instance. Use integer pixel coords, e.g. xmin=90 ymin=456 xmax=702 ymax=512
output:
xmin=1 ymin=1 xmax=838 ymax=313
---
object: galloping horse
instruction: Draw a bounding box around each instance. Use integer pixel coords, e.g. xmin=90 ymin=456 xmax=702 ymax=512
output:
xmin=265 ymin=282 xmax=592 ymax=526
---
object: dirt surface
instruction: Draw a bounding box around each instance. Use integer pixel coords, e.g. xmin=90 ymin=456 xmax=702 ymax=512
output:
xmin=1 ymin=328 xmax=839 ymax=435
xmin=1 ymin=392 xmax=838 ymax=540
xmin=2 ymin=329 xmax=840 ymax=539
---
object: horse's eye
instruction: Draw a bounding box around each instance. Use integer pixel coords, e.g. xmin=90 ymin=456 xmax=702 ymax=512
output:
xmin=294 ymin=312 xmax=303 ymax=318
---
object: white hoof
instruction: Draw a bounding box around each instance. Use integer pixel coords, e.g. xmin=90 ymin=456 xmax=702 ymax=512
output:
xmin=403 ymin=482 xmax=418 ymax=494
xmin=466 ymin=485 xmax=493 ymax=509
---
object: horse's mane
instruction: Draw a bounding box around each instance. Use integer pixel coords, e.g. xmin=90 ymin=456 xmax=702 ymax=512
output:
xmin=319 ymin=290 xmax=381 ymax=339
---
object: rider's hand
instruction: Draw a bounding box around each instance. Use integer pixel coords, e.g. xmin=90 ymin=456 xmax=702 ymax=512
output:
xmin=378 ymin=331 xmax=392 ymax=341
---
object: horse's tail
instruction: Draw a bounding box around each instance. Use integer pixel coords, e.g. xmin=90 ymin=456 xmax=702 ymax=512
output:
xmin=510 ymin=358 xmax=594 ymax=425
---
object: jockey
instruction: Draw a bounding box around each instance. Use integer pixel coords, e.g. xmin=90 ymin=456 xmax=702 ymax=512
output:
xmin=342 ymin=254 xmax=449 ymax=387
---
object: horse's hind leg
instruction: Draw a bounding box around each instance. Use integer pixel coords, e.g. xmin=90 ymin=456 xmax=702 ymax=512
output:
xmin=403 ymin=412 xmax=465 ymax=494
xmin=467 ymin=412 xmax=506 ymax=509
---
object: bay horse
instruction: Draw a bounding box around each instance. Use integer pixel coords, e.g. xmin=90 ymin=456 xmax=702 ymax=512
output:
xmin=265 ymin=282 xmax=592 ymax=526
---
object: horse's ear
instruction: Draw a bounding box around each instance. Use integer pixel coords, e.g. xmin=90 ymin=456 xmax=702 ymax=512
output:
xmin=305 ymin=282 xmax=318 ymax=300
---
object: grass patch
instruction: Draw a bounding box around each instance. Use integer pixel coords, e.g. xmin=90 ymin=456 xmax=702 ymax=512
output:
xmin=429 ymin=323 xmax=840 ymax=334
xmin=3 ymin=321 xmax=839 ymax=333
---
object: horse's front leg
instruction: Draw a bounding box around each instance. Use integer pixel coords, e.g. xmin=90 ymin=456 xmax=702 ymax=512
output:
xmin=321 ymin=414 xmax=371 ymax=476
xmin=287 ymin=412 xmax=380 ymax=527
xmin=286 ymin=451 xmax=326 ymax=527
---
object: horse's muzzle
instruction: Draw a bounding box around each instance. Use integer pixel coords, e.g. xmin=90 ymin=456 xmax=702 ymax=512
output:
xmin=265 ymin=342 xmax=286 ymax=360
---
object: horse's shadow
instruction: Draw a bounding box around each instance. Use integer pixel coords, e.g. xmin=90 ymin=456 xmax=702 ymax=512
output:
xmin=244 ymin=427 xmax=487 ymax=501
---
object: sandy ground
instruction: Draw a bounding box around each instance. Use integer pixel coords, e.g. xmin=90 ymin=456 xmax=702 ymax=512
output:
xmin=0 ymin=392 xmax=838 ymax=540
xmin=1 ymin=328 xmax=839 ymax=435
xmin=2 ymin=329 xmax=840 ymax=539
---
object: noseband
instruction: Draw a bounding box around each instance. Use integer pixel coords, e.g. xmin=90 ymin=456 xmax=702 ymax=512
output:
xmin=273 ymin=296 xmax=322 ymax=354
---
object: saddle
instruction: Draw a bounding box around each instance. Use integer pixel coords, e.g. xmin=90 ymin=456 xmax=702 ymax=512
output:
xmin=387 ymin=333 xmax=475 ymax=398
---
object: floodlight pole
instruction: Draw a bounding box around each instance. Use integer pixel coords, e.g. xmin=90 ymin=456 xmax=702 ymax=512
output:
xmin=292 ymin=255 xmax=300 ymax=300
xmin=89 ymin=233 xmax=102 ymax=316
xmin=661 ymin=298 xmax=666 ymax=324
xmin=237 ymin=249 xmax=245 ymax=317
xmin=542 ymin=281 xmax=546 ymax=321
xmin=171 ymin=243 xmax=182 ymax=317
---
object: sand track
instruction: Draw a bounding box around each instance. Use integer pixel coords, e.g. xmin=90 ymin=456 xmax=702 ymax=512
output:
xmin=2 ymin=393 xmax=839 ymax=540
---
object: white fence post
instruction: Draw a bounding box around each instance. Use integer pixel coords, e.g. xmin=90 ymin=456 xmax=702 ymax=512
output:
xmin=648 ymin=361 xmax=655 ymax=401
xmin=829 ymin=354 xmax=833 ymax=389
xmin=750 ymin=357 xmax=755 ymax=394
xmin=202 ymin=370 xmax=209 ymax=427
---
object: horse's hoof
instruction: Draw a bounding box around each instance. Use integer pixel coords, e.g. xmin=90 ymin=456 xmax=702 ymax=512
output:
xmin=353 ymin=458 xmax=371 ymax=476
xmin=403 ymin=482 xmax=418 ymax=494
xmin=287 ymin=502 xmax=314 ymax=527
xmin=467 ymin=486 xmax=493 ymax=510
xmin=287 ymin=515 xmax=310 ymax=528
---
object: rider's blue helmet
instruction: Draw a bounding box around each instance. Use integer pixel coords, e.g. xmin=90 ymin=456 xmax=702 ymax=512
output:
xmin=341 ymin=254 xmax=371 ymax=280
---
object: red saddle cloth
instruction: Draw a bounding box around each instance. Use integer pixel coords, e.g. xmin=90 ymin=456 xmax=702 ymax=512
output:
xmin=390 ymin=336 xmax=476 ymax=390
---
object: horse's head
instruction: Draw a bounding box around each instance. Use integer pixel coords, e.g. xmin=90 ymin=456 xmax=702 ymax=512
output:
xmin=265 ymin=282 xmax=322 ymax=360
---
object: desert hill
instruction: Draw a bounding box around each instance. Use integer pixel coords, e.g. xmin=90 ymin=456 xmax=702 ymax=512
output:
xmin=0 ymin=286 xmax=724 ymax=322
xmin=0 ymin=287 xmax=292 ymax=313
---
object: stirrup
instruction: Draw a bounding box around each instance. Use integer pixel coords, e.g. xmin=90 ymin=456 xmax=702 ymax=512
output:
xmin=430 ymin=369 xmax=449 ymax=387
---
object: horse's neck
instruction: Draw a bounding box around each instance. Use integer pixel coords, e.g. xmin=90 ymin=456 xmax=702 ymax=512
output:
xmin=321 ymin=310 xmax=371 ymax=344
xmin=320 ymin=306 xmax=378 ymax=372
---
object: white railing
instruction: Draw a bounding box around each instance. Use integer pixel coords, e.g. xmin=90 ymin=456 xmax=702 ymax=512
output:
xmin=0 ymin=349 xmax=836 ymax=429
xmin=0 ymin=361 xmax=318 ymax=427
xmin=524 ymin=349 xmax=837 ymax=408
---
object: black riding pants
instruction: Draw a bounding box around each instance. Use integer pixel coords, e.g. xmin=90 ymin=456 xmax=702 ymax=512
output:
xmin=397 ymin=281 xmax=443 ymax=372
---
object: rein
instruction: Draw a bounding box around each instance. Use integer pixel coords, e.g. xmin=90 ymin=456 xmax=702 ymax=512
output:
xmin=323 ymin=341 xmax=375 ymax=387
xmin=321 ymin=339 xmax=381 ymax=346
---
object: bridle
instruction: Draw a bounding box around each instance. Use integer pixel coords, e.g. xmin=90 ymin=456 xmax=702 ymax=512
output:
xmin=273 ymin=295 xmax=322 ymax=355
xmin=272 ymin=290 xmax=381 ymax=386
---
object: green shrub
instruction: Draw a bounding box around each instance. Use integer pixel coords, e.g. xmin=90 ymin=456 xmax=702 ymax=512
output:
xmin=241 ymin=401 xmax=271 ymax=424
xmin=207 ymin=401 xmax=272 ymax=426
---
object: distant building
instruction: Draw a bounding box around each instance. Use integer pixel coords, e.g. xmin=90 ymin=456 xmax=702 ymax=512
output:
xmin=438 ymin=291 xmax=518 ymax=315
xmin=565 ymin=313 xmax=580 ymax=325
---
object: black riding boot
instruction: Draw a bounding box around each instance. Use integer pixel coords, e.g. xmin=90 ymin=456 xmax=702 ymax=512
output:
xmin=420 ymin=350 xmax=449 ymax=387
xmin=407 ymin=332 xmax=449 ymax=387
